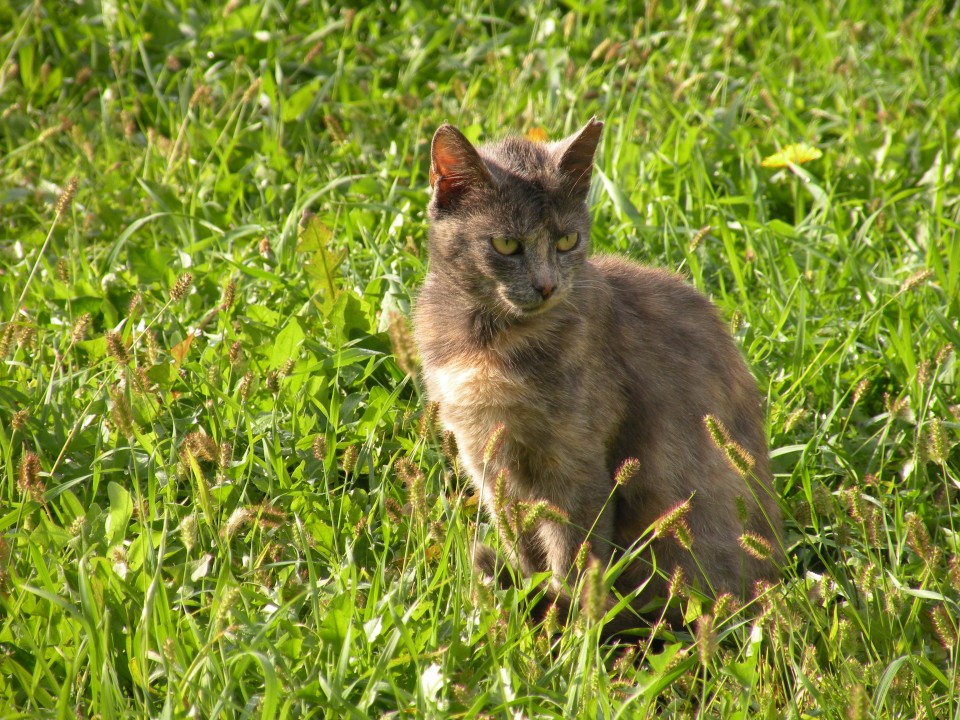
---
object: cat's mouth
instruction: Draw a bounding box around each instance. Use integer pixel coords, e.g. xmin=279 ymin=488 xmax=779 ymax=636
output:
xmin=500 ymin=290 xmax=565 ymax=317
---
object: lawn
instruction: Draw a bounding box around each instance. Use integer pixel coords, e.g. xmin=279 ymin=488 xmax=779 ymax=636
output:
xmin=1 ymin=0 xmax=959 ymax=717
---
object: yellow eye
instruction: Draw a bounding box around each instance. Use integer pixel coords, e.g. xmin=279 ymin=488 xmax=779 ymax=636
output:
xmin=492 ymin=237 xmax=521 ymax=255
xmin=557 ymin=232 xmax=579 ymax=252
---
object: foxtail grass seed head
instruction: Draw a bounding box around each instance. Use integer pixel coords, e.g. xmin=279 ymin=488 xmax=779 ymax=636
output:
xmin=144 ymin=329 xmax=161 ymax=364
xmin=852 ymin=378 xmax=870 ymax=405
xmin=931 ymin=603 xmax=958 ymax=650
xmin=418 ymin=400 xmax=440 ymax=439
xmin=397 ymin=458 xmax=427 ymax=524
xmin=784 ymin=407 xmax=806 ymax=433
xmin=56 ymin=257 xmax=69 ymax=282
xmin=905 ymin=513 xmax=933 ymax=563
xmin=180 ymin=430 xmax=218 ymax=465
xmin=614 ymin=457 xmax=641 ymax=487
xmin=11 ymin=409 xmax=28 ymax=431
xmin=170 ymin=273 xmax=193 ymax=302
xmin=180 ymin=514 xmax=197 ymax=553
xmin=584 ymin=558 xmax=605 ymax=624
xmin=482 ymin=423 xmax=506 ymax=465
xmin=948 ymin=555 xmax=960 ymax=594
xmin=220 ymin=279 xmax=236 ymax=311
xmin=239 ymin=370 xmax=253 ymax=400
xmin=222 ymin=506 xmax=254 ymax=538
xmin=105 ymin=331 xmax=129 ymax=365
xmin=71 ymin=313 xmax=91 ymax=344
xmin=688 ymin=224 xmax=710 ymax=252
xmin=724 ymin=441 xmax=754 ymax=479
xmin=109 ymin=384 xmax=135 ymax=438
xmin=214 ymin=587 xmax=240 ymax=630
xmin=312 ymin=435 xmax=326 ymax=461
xmin=228 ymin=340 xmax=243 ymax=366
xmin=936 ymin=343 xmax=954 ymax=366
xmin=575 ymin=541 xmax=591 ymax=573
xmin=847 ymin=684 xmax=870 ymax=720
xmin=127 ymin=292 xmax=143 ymax=318
xmin=927 ymin=418 xmax=948 ymax=464
xmin=0 ymin=323 xmax=15 ymax=357
xmin=18 ymin=452 xmax=44 ymax=503
xmin=279 ymin=358 xmax=295 ymax=377
xmin=655 ymin=499 xmax=693 ymax=549
xmin=55 ymin=176 xmax=79 ymax=218
xmin=492 ymin=469 xmax=509 ymax=517
xmin=668 ymin=566 xmax=687 ymax=598
xmin=388 ymin=311 xmax=419 ymax=377
xmin=340 ymin=444 xmax=358 ymax=474
xmin=696 ymin=614 xmax=717 ymax=664
xmin=441 ymin=430 xmax=458 ymax=464
xmin=704 ymin=414 xmax=726 ymax=449
xmin=739 ymin=532 xmax=774 ymax=561
xmin=898 ymin=269 xmax=933 ymax=294
xmin=265 ymin=370 xmax=280 ymax=393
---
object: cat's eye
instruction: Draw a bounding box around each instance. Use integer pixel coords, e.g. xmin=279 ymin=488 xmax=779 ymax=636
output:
xmin=491 ymin=237 xmax=521 ymax=255
xmin=557 ymin=232 xmax=580 ymax=252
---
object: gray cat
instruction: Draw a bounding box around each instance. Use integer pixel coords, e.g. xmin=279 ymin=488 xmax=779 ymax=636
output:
xmin=414 ymin=118 xmax=782 ymax=633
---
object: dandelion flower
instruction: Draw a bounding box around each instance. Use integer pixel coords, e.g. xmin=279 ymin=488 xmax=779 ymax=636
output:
xmin=761 ymin=143 xmax=822 ymax=168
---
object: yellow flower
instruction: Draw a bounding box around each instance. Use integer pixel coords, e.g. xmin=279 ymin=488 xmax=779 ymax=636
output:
xmin=525 ymin=127 xmax=549 ymax=143
xmin=761 ymin=143 xmax=823 ymax=168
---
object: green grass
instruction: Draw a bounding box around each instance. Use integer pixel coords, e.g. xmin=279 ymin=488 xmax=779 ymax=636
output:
xmin=2 ymin=0 xmax=959 ymax=717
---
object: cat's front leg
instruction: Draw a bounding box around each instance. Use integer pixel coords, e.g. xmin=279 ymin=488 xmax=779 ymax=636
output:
xmin=534 ymin=467 xmax=618 ymax=597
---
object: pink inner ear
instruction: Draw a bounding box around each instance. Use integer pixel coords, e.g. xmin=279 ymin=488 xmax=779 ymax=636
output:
xmin=430 ymin=126 xmax=490 ymax=205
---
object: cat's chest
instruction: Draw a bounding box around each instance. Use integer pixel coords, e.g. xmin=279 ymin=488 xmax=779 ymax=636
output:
xmin=426 ymin=355 xmax=526 ymax=412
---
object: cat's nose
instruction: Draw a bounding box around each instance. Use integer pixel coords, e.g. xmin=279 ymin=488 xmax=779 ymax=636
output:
xmin=533 ymin=278 xmax=555 ymax=299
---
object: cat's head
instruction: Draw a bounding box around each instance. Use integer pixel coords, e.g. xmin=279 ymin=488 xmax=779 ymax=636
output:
xmin=426 ymin=118 xmax=603 ymax=318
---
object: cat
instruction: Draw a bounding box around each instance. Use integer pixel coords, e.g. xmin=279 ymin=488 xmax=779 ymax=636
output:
xmin=413 ymin=117 xmax=782 ymax=633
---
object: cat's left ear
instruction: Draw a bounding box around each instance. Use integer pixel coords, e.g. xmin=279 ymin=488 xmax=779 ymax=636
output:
xmin=553 ymin=117 xmax=604 ymax=198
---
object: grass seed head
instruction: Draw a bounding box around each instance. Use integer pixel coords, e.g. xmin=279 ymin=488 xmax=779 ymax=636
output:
xmin=739 ymin=532 xmax=774 ymax=561
xmin=228 ymin=340 xmax=243 ymax=365
xmin=614 ymin=457 xmax=640 ymax=486
xmin=584 ymin=557 xmax=604 ymax=624
xmin=170 ymin=273 xmax=193 ymax=302
xmin=105 ymin=331 xmax=129 ymax=365
xmin=0 ymin=323 xmax=15 ymax=357
xmin=926 ymin=418 xmax=948 ymax=464
xmin=655 ymin=499 xmax=693 ymax=549
xmin=56 ymin=257 xmax=69 ymax=282
xmin=312 ymin=435 xmax=326 ymax=461
xmin=575 ymin=541 xmax=591 ymax=573
xmin=397 ymin=458 xmax=427 ymax=524
xmin=265 ymin=370 xmax=279 ymax=393
xmin=238 ymin=370 xmax=253 ymax=400
xmin=905 ymin=513 xmax=936 ymax=565
xmin=482 ymin=423 xmax=506 ymax=465
xmin=688 ymin=224 xmax=710 ymax=252
xmin=70 ymin=313 xmax=91 ymax=344
xmin=387 ymin=312 xmax=419 ymax=377
xmin=55 ymin=176 xmax=79 ymax=218
xmin=898 ymin=269 xmax=933 ymax=294
xmin=847 ymin=684 xmax=871 ymax=720
xmin=418 ymin=400 xmax=440 ymax=439
xmin=17 ymin=452 xmax=44 ymax=503
xmin=180 ymin=430 xmax=218 ymax=465
xmin=340 ymin=444 xmax=359 ymax=474
xmin=11 ymin=409 xmax=28 ymax=432
xmin=109 ymin=384 xmax=135 ymax=438
xmin=220 ymin=279 xmax=236 ymax=311
xmin=180 ymin=514 xmax=197 ymax=554
xmin=696 ymin=613 xmax=717 ymax=665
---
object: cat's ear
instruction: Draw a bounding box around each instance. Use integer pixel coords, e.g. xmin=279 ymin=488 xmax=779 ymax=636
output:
xmin=430 ymin=124 xmax=493 ymax=210
xmin=553 ymin=117 xmax=604 ymax=198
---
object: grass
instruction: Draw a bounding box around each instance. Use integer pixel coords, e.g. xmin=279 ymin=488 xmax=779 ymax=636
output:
xmin=1 ymin=0 xmax=959 ymax=717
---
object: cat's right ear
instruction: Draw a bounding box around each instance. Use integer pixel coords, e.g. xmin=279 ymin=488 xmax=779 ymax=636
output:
xmin=430 ymin=124 xmax=492 ymax=210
